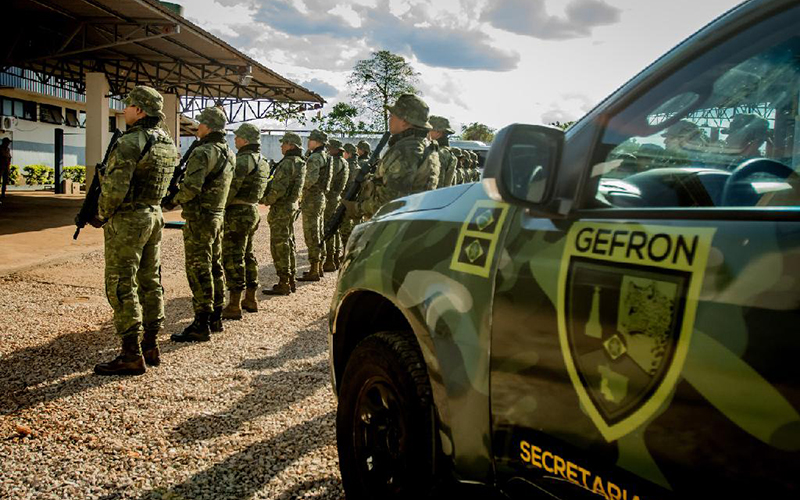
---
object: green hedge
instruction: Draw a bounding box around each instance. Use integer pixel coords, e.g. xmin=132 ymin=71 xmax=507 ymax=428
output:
xmin=8 ymin=165 xmax=19 ymax=185
xmin=22 ymin=165 xmax=55 ymax=185
xmin=63 ymin=165 xmax=86 ymax=184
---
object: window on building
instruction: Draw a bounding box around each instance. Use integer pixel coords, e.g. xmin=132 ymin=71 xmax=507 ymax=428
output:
xmin=40 ymin=104 xmax=63 ymax=125
xmin=108 ymin=116 xmax=116 ymax=132
xmin=78 ymin=110 xmax=86 ymax=128
xmin=1 ymin=99 xmax=11 ymax=117
xmin=64 ymin=108 xmax=80 ymax=127
xmin=22 ymin=101 xmax=36 ymax=121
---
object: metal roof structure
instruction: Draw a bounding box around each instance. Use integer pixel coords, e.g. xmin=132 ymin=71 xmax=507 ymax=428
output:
xmin=3 ymin=0 xmax=325 ymax=122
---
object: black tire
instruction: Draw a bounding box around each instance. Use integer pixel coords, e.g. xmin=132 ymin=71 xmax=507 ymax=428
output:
xmin=336 ymin=331 xmax=437 ymax=500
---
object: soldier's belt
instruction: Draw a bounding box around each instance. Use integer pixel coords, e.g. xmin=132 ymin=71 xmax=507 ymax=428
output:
xmin=116 ymin=202 xmax=160 ymax=212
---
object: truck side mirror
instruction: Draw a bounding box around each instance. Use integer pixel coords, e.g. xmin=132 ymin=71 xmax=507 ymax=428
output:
xmin=482 ymin=124 xmax=564 ymax=215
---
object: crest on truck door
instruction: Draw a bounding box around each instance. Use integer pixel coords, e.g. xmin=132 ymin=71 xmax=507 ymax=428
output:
xmin=557 ymin=222 xmax=715 ymax=442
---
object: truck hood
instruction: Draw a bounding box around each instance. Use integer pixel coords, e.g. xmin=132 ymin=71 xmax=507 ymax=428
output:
xmin=372 ymin=183 xmax=475 ymax=219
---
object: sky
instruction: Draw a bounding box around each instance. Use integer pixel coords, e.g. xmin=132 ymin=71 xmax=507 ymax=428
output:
xmin=181 ymin=0 xmax=745 ymax=133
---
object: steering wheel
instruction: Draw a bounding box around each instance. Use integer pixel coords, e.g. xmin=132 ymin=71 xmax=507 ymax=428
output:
xmin=721 ymin=158 xmax=796 ymax=206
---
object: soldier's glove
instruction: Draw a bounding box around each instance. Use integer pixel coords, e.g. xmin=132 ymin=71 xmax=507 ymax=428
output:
xmin=341 ymin=200 xmax=360 ymax=219
xmin=88 ymin=216 xmax=106 ymax=228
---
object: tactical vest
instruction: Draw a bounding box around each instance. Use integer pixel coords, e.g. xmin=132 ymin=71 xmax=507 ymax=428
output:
xmin=285 ymin=156 xmax=305 ymax=205
xmin=233 ymin=152 xmax=269 ymax=204
xmin=328 ymin=155 xmax=347 ymax=197
xmin=127 ymin=127 xmax=177 ymax=205
xmin=193 ymin=140 xmax=234 ymax=211
xmin=317 ymin=151 xmax=332 ymax=192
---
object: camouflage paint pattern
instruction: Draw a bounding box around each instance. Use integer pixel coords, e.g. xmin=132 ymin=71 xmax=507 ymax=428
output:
xmin=331 ymin=181 xmax=800 ymax=496
xmin=99 ymin=119 xmax=176 ymax=338
xmin=356 ymin=128 xmax=441 ymax=218
xmin=437 ymin=145 xmax=458 ymax=188
xmin=340 ymin=156 xmax=360 ymax=249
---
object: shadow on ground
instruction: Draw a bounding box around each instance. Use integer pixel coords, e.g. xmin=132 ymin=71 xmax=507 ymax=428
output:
xmin=0 ymin=296 xmax=194 ymax=415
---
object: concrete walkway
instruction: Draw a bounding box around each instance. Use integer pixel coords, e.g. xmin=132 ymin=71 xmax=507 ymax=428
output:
xmin=0 ymin=192 xmax=183 ymax=276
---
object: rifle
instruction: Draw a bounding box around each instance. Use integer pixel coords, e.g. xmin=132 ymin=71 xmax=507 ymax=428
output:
xmin=321 ymin=131 xmax=390 ymax=245
xmin=161 ymin=139 xmax=200 ymax=207
xmin=73 ymin=129 xmax=124 ymax=239
xmin=260 ymin=157 xmax=280 ymax=201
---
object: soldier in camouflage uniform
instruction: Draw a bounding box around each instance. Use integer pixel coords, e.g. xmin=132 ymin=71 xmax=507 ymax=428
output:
xmin=339 ymin=143 xmax=359 ymax=252
xmin=262 ymin=132 xmax=306 ymax=295
xmin=429 ymin=116 xmax=458 ymax=188
xmin=165 ymin=107 xmax=234 ymax=342
xmin=94 ymin=85 xmax=178 ymax=376
xmin=323 ymin=139 xmax=349 ymax=271
xmin=470 ymin=151 xmax=481 ymax=181
xmin=298 ymin=129 xmax=330 ymax=281
xmin=221 ymin=123 xmax=269 ymax=320
xmin=342 ymin=94 xmax=441 ymax=220
xmin=451 ymin=147 xmax=464 ymax=184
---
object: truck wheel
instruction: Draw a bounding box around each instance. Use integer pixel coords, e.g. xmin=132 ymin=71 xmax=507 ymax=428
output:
xmin=337 ymin=331 xmax=437 ymax=499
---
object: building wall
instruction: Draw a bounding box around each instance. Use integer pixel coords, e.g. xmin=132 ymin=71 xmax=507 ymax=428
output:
xmin=0 ymin=88 xmax=123 ymax=170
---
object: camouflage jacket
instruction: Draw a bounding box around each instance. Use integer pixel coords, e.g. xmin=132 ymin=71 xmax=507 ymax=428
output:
xmin=357 ymin=128 xmax=440 ymax=218
xmin=227 ymin=143 xmax=269 ymax=206
xmin=437 ymin=145 xmax=458 ymax=188
xmin=344 ymin=157 xmax=359 ymax=194
xmin=327 ymin=154 xmax=349 ymax=199
xmin=262 ymin=147 xmax=305 ymax=209
xmin=173 ymin=131 xmax=235 ymax=217
xmin=302 ymin=146 xmax=329 ymax=198
xmin=98 ymin=118 xmax=177 ymax=219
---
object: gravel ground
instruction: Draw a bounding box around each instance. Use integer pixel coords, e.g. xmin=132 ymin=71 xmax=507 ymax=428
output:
xmin=0 ymin=218 xmax=344 ymax=499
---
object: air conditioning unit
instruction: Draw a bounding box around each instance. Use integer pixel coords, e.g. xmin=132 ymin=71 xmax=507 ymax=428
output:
xmin=0 ymin=116 xmax=17 ymax=131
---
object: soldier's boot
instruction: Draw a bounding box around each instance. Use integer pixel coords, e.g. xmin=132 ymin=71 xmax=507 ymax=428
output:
xmin=289 ymin=276 xmax=297 ymax=293
xmin=333 ymin=253 xmax=341 ymax=269
xmin=322 ymin=256 xmax=336 ymax=273
xmin=318 ymin=261 xmax=325 ymax=278
xmin=94 ymin=334 xmax=146 ymax=376
xmin=171 ymin=312 xmax=211 ymax=342
xmin=242 ymin=287 xmax=259 ymax=312
xmin=222 ymin=291 xmax=243 ymax=320
xmin=297 ymin=262 xmax=321 ymax=282
xmin=210 ymin=307 xmax=224 ymax=332
xmin=141 ymin=328 xmax=161 ymax=367
xmin=263 ymin=275 xmax=291 ymax=296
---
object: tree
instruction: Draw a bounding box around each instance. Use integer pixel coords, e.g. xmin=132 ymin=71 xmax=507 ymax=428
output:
xmin=461 ymin=122 xmax=495 ymax=143
xmin=549 ymin=120 xmax=575 ymax=131
xmin=347 ymin=50 xmax=420 ymax=131
xmin=310 ymin=102 xmax=369 ymax=136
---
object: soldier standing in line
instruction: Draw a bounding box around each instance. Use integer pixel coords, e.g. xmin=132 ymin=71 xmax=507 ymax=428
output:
xmin=323 ymin=139 xmax=349 ymax=272
xmin=164 ymin=107 xmax=234 ymax=342
xmin=93 ymin=85 xmax=178 ymax=376
xmin=342 ymin=94 xmax=440 ymax=220
xmin=220 ymin=123 xmax=269 ymax=320
xmin=262 ymin=132 xmax=306 ymax=295
xmin=339 ymin=143 xmax=359 ymax=251
xmin=297 ymin=129 xmax=330 ymax=282
xmin=450 ymin=147 xmax=463 ymax=184
xmin=356 ymin=140 xmax=371 ymax=168
xmin=470 ymin=151 xmax=481 ymax=181
xmin=428 ymin=116 xmax=457 ymax=188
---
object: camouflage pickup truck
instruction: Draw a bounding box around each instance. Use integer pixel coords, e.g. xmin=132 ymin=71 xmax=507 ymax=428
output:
xmin=329 ymin=0 xmax=800 ymax=498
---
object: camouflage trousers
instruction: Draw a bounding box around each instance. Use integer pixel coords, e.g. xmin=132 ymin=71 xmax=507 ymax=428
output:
xmin=222 ymin=204 xmax=260 ymax=291
xmin=267 ymin=204 xmax=297 ymax=277
xmin=300 ymin=193 xmax=325 ymax=263
xmin=103 ymin=207 xmax=165 ymax=339
xmin=183 ymin=213 xmax=224 ymax=313
xmin=323 ymin=194 xmax=340 ymax=260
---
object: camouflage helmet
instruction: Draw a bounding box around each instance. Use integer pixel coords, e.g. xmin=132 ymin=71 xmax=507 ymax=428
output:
xmin=328 ymin=138 xmax=342 ymax=150
xmin=386 ymin=93 xmax=431 ymax=129
xmin=429 ymin=115 xmax=455 ymax=134
xmin=451 ymin=147 xmax=463 ymax=158
xmin=124 ymin=85 xmax=163 ymax=118
xmin=308 ymin=129 xmax=328 ymax=143
xmin=356 ymin=140 xmax=371 ymax=154
xmin=279 ymin=131 xmax=302 ymax=147
xmin=343 ymin=143 xmax=357 ymax=154
xmin=234 ymin=123 xmax=261 ymax=143
xmin=197 ymin=107 xmax=227 ymax=131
